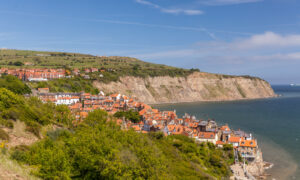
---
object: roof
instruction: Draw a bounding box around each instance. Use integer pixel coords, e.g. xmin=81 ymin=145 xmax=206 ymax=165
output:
xmin=239 ymin=139 xmax=257 ymax=148
xmin=198 ymin=132 xmax=216 ymax=139
xmin=131 ymin=125 xmax=141 ymax=131
xmin=216 ymin=141 xmax=225 ymax=145
xmin=229 ymin=136 xmax=241 ymax=143
xmin=220 ymin=125 xmax=230 ymax=131
xmin=199 ymin=121 xmax=208 ymax=126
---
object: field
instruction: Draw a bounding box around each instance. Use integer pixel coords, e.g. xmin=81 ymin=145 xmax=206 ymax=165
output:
xmin=0 ymin=49 xmax=199 ymax=79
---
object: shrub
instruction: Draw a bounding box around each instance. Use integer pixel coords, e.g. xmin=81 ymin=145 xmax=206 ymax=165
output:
xmin=0 ymin=75 xmax=31 ymax=95
xmin=0 ymin=128 xmax=9 ymax=141
xmin=113 ymin=110 xmax=141 ymax=123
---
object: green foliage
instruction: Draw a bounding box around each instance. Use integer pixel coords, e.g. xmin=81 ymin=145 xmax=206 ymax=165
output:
xmin=55 ymin=105 xmax=74 ymax=126
xmin=113 ymin=110 xmax=141 ymax=123
xmin=0 ymin=49 xmax=197 ymax=83
xmin=13 ymin=110 xmax=233 ymax=180
xmin=28 ymin=77 xmax=99 ymax=95
xmin=0 ymin=89 xmax=74 ymax=136
xmin=0 ymin=75 xmax=31 ymax=95
xmin=84 ymin=109 xmax=108 ymax=127
xmin=9 ymin=61 xmax=24 ymax=66
xmin=0 ymin=88 xmax=24 ymax=110
xmin=0 ymin=128 xmax=9 ymax=141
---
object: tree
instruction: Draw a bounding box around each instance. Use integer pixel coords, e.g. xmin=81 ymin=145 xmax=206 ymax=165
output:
xmin=114 ymin=110 xmax=141 ymax=123
xmin=84 ymin=109 xmax=108 ymax=127
xmin=0 ymin=75 xmax=31 ymax=94
xmin=13 ymin=61 xmax=24 ymax=66
xmin=55 ymin=105 xmax=73 ymax=126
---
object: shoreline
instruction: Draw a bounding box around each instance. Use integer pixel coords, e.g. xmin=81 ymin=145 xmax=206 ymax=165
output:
xmin=148 ymin=95 xmax=279 ymax=105
xmin=152 ymin=95 xmax=299 ymax=180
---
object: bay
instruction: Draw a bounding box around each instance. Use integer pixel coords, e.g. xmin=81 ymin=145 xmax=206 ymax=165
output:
xmin=153 ymin=85 xmax=300 ymax=180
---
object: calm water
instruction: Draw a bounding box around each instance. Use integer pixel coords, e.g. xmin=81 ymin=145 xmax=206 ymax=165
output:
xmin=154 ymin=85 xmax=300 ymax=180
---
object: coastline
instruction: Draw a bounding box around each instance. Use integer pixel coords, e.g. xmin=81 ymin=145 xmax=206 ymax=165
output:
xmin=152 ymin=94 xmax=299 ymax=180
xmin=258 ymin=136 xmax=298 ymax=180
xmin=149 ymin=94 xmax=279 ymax=105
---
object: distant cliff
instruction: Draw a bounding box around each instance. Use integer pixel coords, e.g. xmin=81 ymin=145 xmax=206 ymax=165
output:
xmin=93 ymin=72 xmax=276 ymax=104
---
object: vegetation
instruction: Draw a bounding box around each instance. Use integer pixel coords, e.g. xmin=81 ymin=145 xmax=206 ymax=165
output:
xmin=0 ymin=88 xmax=74 ymax=137
xmin=0 ymin=49 xmax=199 ymax=82
xmin=0 ymin=128 xmax=9 ymax=141
xmin=113 ymin=110 xmax=141 ymax=123
xmin=0 ymin=50 xmax=238 ymax=179
xmin=0 ymin=75 xmax=31 ymax=95
xmin=28 ymin=77 xmax=99 ymax=95
xmin=0 ymin=87 xmax=233 ymax=179
xmin=11 ymin=110 xmax=233 ymax=179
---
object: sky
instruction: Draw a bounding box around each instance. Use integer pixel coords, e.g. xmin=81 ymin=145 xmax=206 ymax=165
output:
xmin=1 ymin=0 xmax=300 ymax=84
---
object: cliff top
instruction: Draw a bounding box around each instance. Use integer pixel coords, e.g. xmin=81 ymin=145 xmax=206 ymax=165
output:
xmin=0 ymin=49 xmax=265 ymax=82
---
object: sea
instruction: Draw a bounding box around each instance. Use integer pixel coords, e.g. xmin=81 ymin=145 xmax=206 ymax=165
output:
xmin=153 ymin=85 xmax=300 ymax=180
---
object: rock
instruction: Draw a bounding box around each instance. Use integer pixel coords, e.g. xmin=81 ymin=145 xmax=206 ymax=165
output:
xmin=94 ymin=72 xmax=276 ymax=104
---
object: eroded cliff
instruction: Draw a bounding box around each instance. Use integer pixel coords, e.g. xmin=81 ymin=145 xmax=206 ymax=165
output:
xmin=93 ymin=72 xmax=276 ymax=104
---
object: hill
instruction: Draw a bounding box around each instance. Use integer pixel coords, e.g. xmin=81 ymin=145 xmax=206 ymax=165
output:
xmin=0 ymin=49 xmax=276 ymax=103
xmin=0 ymin=49 xmax=198 ymax=79
xmin=0 ymin=87 xmax=234 ymax=179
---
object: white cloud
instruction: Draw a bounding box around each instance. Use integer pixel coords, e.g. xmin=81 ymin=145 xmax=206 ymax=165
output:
xmin=252 ymin=52 xmax=300 ymax=61
xmin=135 ymin=0 xmax=204 ymax=15
xmin=230 ymin=32 xmax=300 ymax=49
xmin=132 ymin=32 xmax=300 ymax=64
xmin=200 ymin=0 xmax=262 ymax=6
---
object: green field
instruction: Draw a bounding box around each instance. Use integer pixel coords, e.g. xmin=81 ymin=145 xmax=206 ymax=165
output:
xmin=0 ymin=49 xmax=199 ymax=79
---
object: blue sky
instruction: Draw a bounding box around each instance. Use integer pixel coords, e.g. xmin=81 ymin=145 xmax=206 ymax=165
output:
xmin=1 ymin=0 xmax=300 ymax=84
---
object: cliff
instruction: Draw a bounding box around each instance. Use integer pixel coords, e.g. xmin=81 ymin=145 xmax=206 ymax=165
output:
xmin=93 ymin=72 xmax=276 ymax=104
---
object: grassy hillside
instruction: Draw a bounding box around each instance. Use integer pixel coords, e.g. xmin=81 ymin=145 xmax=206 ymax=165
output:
xmin=28 ymin=77 xmax=100 ymax=95
xmin=0 ymin=49 xmax=199 ymax=79
xmin=10 ymin=110 xmax=234 ymax=180
xmin=0 ymin=85 xmax=234 ymax=179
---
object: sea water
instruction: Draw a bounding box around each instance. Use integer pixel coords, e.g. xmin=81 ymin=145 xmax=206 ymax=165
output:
xmin=153 ymin=85 xmax=300 ymax=180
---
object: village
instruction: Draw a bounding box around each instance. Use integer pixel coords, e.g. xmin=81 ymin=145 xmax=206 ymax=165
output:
xmin=0 ymin=67 xmax=109 ymax=81
xmin=36 ymin=87 xmax=258 ymax=161
xmin=1 ymin=68 xmax=263 ymax=178
xmin=0 ymin=67 xmax=259 ymax=160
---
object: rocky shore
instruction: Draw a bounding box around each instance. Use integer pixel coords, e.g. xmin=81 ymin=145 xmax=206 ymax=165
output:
xmin=231 ymin=149 xmax=273 ymax=180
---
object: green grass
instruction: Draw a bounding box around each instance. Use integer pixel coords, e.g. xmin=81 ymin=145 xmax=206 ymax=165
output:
xmin=0 ymin=128 xmax=9 ymax=141
xmin=0 ymin=49 xmax=266 ymax=85
xmin=0 ymin=49 xmax=198 ymax=81
xmin=0 ymin=152 xmax=40 ymax=180
xmin=28 ymin=77 xmax=99 ymax=94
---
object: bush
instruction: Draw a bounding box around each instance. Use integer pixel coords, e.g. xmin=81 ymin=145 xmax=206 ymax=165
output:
xmin=0 ymin=128 xmax=9 ymax=141
xmin=114 ymin=110 xmax=141 ymax=123
xmin=11 ymin=149 xmax=28 ymax=162
xmin=0 ymin=75 xmax=31 ymax=95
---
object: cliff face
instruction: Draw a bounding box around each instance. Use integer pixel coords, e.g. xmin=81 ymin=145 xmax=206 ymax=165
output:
xmin=93 ymin=72 xmax=276 ymax=104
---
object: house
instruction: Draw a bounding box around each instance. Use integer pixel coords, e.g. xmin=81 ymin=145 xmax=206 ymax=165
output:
xmin=238 ymin=139 xmax=257 ymax=161
xmin=28 ymin=77 xmax=48 ymax=81
xmin=198 ymin=121 xmax=208 ymax=132
xmin=55 ymin=95 xmax=80 ymax=105
xmin=195 ymin=132 xmax=218 ymax=144
xmin=228 ymin=136 xmax=241 ymax=148
xmin=73 ymin=68 xmax=80 ymax=75
xmin=38 ymin=88 xmax=49 ymax=93
xmin=84 ymin=68 xmax=91 ymax=73
xmin=91 ymin=68 xmax=98 ymax=72
xmin=110 ymin=94 xmax=121 ymax=101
